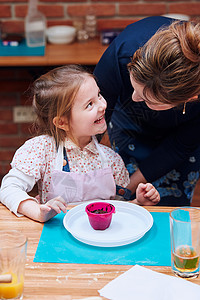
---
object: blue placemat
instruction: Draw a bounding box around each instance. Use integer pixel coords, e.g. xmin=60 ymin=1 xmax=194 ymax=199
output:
xmin=34 ymin=212 xmax=171 ymax=266
xmin=0 ymin=39 xmax=45 ymax=56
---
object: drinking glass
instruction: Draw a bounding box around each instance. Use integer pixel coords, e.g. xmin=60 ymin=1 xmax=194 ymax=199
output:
xmin=170 ymin=207 xmax=200 ymax=278
xmin=0 ymin=230 xmax=27 ymax=299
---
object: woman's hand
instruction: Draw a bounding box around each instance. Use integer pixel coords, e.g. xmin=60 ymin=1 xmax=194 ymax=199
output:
xmin=134 ymin=183 xmax=160 ymax=206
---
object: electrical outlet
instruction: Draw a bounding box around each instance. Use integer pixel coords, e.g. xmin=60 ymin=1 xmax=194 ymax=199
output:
xmin=13 ymin=106 xmax=36 ymax=123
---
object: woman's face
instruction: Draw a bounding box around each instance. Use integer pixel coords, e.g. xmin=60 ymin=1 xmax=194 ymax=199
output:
xmin=130 ymin=75 xmax=175 ymax=111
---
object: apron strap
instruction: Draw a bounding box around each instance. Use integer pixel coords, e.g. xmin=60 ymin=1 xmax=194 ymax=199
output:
xmin=92 ymin=136 xmax=109 ymax=168
xmin=63 ymin=147 xmax=70 ymax=172
xmin=116 ymin=185 xmax=132 ymax=200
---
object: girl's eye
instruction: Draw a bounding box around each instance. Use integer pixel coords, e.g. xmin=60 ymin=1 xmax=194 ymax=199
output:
xmin=86 ymin=101 xmax=93 ymax=109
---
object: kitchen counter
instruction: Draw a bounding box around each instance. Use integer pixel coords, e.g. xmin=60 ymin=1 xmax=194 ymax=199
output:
xmin=0 ymin=39 xmax=108 ymax=67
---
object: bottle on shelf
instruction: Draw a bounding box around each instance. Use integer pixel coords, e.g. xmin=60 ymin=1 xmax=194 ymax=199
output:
xmin=25 ymin=0 xmax=46 ymax=47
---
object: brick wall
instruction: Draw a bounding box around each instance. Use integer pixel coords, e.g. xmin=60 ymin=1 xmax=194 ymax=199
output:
xmin=0 ymin=66 xmax=52 ymax=178
xmin=0 ymin=0 xmax=199 ymax=34
xmin=0 ymin=0 xmax=200 ymax=179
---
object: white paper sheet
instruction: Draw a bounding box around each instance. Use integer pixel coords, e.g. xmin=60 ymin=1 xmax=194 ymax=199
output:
xmin=99 ymin=265 xmax=200 ymax=300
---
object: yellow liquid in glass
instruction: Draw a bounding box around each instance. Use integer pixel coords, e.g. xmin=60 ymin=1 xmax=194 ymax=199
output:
xmin=174 ymin=245 xmax=199 ymax=272
xmin=0 ymin=273 xmax=24 ymax=299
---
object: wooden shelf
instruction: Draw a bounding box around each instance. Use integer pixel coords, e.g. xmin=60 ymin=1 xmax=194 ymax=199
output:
xmin=0 ymin=39 xmax=108 ymax=67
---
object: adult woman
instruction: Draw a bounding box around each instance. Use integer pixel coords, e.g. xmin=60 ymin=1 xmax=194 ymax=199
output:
xmin=94 ymin=16 xmax=200 ymax=206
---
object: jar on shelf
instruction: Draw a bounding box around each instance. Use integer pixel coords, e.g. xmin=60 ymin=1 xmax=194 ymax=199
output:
xmin=73 ymin=17 xmax=89 ymax=43
xmin=85 ymin=9 xmax=97 ymax=39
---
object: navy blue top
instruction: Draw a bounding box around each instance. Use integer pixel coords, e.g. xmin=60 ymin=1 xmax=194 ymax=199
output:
xmin=94 ymin=16 xmax=200 ymax=182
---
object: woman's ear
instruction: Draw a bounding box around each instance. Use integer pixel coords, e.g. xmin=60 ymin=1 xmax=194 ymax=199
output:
xmin=53 ymin=116 xmax=69 ymax=131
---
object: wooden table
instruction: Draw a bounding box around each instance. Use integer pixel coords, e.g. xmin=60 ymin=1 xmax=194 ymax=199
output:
xmin=0 ymin=204 xmax=200 ymax=300
xmin=0 ymin=39 xmax=108 ymax=67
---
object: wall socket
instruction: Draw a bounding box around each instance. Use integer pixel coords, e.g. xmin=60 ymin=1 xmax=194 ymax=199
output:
xmin=13 ymin=106 xmax=36 ymax=123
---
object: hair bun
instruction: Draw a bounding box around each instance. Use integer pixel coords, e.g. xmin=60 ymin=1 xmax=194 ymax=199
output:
xmin=173 ymin=21 xmax=200 ymax=63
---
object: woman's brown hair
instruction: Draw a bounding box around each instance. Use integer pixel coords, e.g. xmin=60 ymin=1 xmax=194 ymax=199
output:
xmin=127 ymin=21 xmax=200 ymax=105
xmin=32 ymin=65 xmax=94 ymax=145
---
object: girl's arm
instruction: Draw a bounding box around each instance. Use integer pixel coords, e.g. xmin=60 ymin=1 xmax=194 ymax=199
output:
xmin=17 ymin=197 xmax=68 ymax=223
xmin=0 ymin=135 xmax=64 ymax=221
xmin=0 ymin=169 xmax=67 ymax=223
xmin=0 ymin=168 xmax=37 ymax=217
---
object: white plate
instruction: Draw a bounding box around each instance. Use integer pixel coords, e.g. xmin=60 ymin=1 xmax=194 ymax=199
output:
xmin=63 ymin=200 xmax=153 ymax=247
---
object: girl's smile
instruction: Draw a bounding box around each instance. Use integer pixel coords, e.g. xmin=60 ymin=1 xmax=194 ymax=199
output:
xmin=94 ymin=114 xmax=105 ymax=124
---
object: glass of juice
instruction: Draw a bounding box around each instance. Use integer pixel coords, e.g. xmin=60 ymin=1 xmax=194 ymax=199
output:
xmin=170 ymin=207 xmax=200 ymax=278
xmin=0 ymin=230 xmax=27 ymax=299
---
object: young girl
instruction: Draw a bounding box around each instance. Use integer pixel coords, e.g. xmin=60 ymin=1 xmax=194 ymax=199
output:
xmin=0 ymin=65 xmax=159 ymax=222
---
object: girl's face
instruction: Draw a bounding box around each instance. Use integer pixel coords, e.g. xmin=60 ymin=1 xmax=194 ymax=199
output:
xmin=130 ymin=75 xmax=175 ymax=111
xmin=68 ymin=76 xmax=107 ymax=148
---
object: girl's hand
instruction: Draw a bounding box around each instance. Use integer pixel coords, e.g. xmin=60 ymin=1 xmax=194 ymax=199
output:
xmin=39 ymin=196 xmax=68 ymax=222
xmin=135 ymin=183 xmax=160 ymax=206
xmin=18 ymin=196 xmax=68 ymax=223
